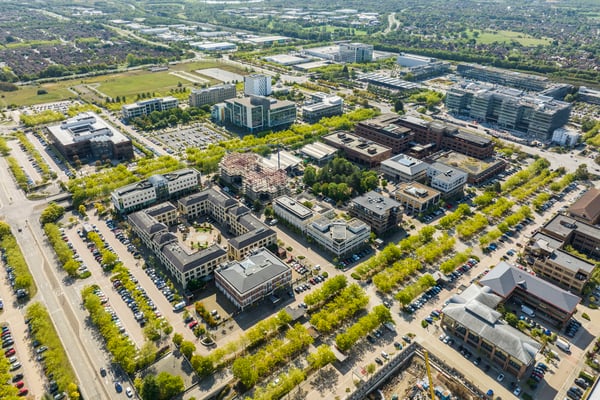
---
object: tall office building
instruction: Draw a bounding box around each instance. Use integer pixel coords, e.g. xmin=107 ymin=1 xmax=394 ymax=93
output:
xmin=213 ymin=96 xmax=296 ymax=133
xmin=244 ymin=74 xmax=272 ymax=96
xmin=338 ymin=43 xmax=373 ymax=63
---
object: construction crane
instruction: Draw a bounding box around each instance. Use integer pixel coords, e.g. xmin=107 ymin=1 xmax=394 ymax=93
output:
xmin=424 ymin=350 xmax=436 ymax=400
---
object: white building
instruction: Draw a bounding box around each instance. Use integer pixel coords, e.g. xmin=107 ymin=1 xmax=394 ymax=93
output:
xmin=427 ymin=162 xmax=468 ymax=198
xmin=306 ymin=217 xmax=370 ymax=257
xmin=273 ymin=196 xmax=314 ymax=233
xmin=244 ymin=74 xmax=272 ymax=96
xmin=301 ymin=93 xmax=344 ymax=123
xmin=121 ymin=97 xmax=178 ymax=120
xmin=338 ymin=43 xmax=373 ymax=63
xmin=111 ymin=169 xmax=200 ymax=213
xmin=552 ymin=127 xmax=580 ymax=147
xmin=380 ymin=154 xmax=429 ymax=183
xmin=396 ymin=53 xmax=437 ymax=67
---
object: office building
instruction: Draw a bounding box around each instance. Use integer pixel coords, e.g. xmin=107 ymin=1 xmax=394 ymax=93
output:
xmin=441 ymin=284 xmax=541 ymax=379
xmin=480 ymin=262 xmax=581 ymax=328
xmin=426 ymin=162 xmax=468 ymax=198
xmin=551 ymin=127 xmax=580 ymax=148
xmin=456 ymin=63 xmax=550 ymax=92
xmin=214 ymin=96 xmax=296 ymax=133
xmin=215 ymin=248 xmax=292 ymax=310
xmin=306 ymin=217 xmax=370 ymax=257
xmin=380 ymin=154 xmax=428 ymax=183
xmin=122 ymin=97 xmax=178 ymax=120
xmin=273 ymin=196 xmax=314 ymax=233
xmin=396 ymin=53 xmax=437 ymax=68
xmin=322 ymin=131 xmax=392 ymax=167
xmin=568 ymin=188 xmax=600 ymax=225
xmin=578 ymin=86 xmax=600 ymax=105
xmin=46 ymin=112 xmax=133 ymax=162
xmin=354 ymin=114 xmax=415 ymax=154
xmin=338 ymin=43 xmax=373 ymax=63
xmin=128 ymin=205 xmax=228 ymax=288
xmin=177 ymin=188 xmax=277 ymax=261
xmin=357 ymin=73 xmax=420 ymax=94
xmin=244 ymin=74 xmax=272 ymax=96
xmin=524 ymin=214 xmax=600 ymax=294
xmin=189 ymin=84 xmax=236 ymax=107
xmin=111 ymin=168 xmax=200 ymax=214
xmin=395 ymin=182 xmax=441 ymax=215
xmin=301 ymin=93 xmax=344 ymax=123
xmin=430 ymin=152 xmax=506 ymax=185
xmin=445 ymin=84 xmax=571 ymax=141
xmin=350 ymin=191 xmax=403 ymax=235
xmin=219 ymin=152 xmax=289 ymax=201
xmin=395 ymin=53 xmax=450 ymax=80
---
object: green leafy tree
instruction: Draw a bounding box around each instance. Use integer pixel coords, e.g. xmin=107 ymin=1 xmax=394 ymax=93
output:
xmin=40 ymin=203 xmax=65 ymax=224
xmin=307 ymin=345 xmax=336 ymax=370
xmin=180 ymin=340 xmax=196 ymax=359
xmin=191 ymin=355 xmax=214 ymax=377
xmin=156 ymin=372 xmax=184 ymax=399
xmin=172 ymin=333 xmax=183 ymax=346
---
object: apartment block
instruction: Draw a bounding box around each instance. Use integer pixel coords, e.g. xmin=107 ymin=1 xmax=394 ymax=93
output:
xmin=189 ymin=84 xmax=236 ymax=107
xmin=350 ymin=191 xmax=402 ymax=235
xmin=112 ymin=168 xmax=200 ymax=214
xmin=578 ymin=86 xmax=600 ymax=106
xmin=122 ymin=97 xmax=179 ymax=120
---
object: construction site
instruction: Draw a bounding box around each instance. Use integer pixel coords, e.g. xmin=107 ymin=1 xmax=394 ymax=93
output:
xmin=219 ymin=152 xmax=289 ymax=201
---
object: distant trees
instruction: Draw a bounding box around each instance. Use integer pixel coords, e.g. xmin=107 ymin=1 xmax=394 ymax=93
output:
xmin=129 ymin=106 xmax=209 ymax=131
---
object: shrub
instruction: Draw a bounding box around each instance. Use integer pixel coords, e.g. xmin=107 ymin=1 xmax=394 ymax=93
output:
xmin=582 ymin=313 xmax=591 ymax=320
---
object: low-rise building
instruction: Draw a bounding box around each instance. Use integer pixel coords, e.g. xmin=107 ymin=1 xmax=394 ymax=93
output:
xmin=189 ymin=84 xmax=236 ymax=107
xmin=380 ymin=154 xmax=429 ymax=183
xmin=322 ymin=131 xmax=392 ymax=167
xmin=441 ymin=284 xmax=541 ymax=379
xmin=144 ymin=202 xmax=178 ymax=226
xmin=578 ymin=86 xmax=600 ymax=106
xmin=215 ymin=248 xmax=292 ymax=310
xmin=122 ymin=97 xmax=179 ymax=120
xmin=536 ymin=214 xmax=600 ymax=263
xmin=395 ymin=182 xmax=441 ymax=215
xmin=299 ymin=142 xmax=338 ymax=166
xmin=479 ymin=262 xmax=581 ymax=328
xmin=306 ymin=217 xmax=370 ymax=257
xmin=112 ymin=168 xmax=201 ymax=214
xmin=354 ymin=114 xmax=415 ymax=154
xmin=301 ymin=93 xmax=343 ymax=123
xmin=273 ymin=196 xmax=314 ymax=233
xmin=568 ymin=187 xmax=600 ymax=225
xmin=429 ymin=152 xmax=506 ymax=185
xmin=426 ymin=162 xmax=468 ymax=198
xmin=350 ymin=191 xmax=402 ymax=235
xmin=552 ymin=127 xmax=580 ymax=148
xmin=46 ymin=112 xmax=133 ymax=162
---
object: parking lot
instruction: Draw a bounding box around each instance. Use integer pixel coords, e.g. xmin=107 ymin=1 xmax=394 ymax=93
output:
xmin=149 ymin=123 xmax=226 ymax=154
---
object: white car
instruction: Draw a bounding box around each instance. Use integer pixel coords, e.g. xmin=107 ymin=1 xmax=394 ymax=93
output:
xmin=381 ymin=351 xmax=389 ymax=360
xmin=513 ymin=387 xmax=521 ymax=396
xmin=125 ymin=387 xmax=133 ymax=398
xmin=497 ymin=373 xmax=505 ymax=382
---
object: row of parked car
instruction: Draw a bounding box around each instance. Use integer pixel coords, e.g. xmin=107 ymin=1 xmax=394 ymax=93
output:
xmin=338 ymin=248 xmax=373 ymax=269
xmin=93 ymin=287 xmax=129 ymax=335
xmin=3 ymin=254 xmax=28 ymax=300
xmin=145 ymin=268 xmax=177 ymax=303
xmin=566 ymin=318 xmax=582 ymax=338
xmin=1 ymin=324 xmax=28 ymax=396
xmin=293 ymin=274 xmax=327 ymax=294
xmin=113 ymin=275 xmax=160 ymax=327
xmin=403 ymin=285 xmax=443 ymax=314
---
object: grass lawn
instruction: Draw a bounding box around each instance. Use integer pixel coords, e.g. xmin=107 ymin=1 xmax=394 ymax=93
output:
xmin=1 ymin=59 xmax=249 ymax=108
xmin=467 ymin=29 xmax=551 ymax=46
xmin=1 ymin=83 xmax=75 ymax=108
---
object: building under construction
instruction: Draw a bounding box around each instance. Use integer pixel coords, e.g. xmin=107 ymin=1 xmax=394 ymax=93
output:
xmin=219 ymin=152 xmax=289 ymax=201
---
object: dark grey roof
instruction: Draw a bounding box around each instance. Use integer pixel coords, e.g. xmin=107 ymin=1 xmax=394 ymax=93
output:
xmin=228 ymin=205 xmax=251 ymax=217
xmin=480 ymin=262 xmax=581 ymax=313
xmin=237 ymin=214 xmax=266 ymax=232
xmin=216 ymin=248 xmax=290 ymax=295
xmin=152 ymin=231 xmax=178 ymax=248
xmin=177 ymin=191 xmax=209 ymax=207
xmin=549 ymin=249 xmax=595 ymax=274
xmin=128 ymin=211 xmax=167 ymax=236
xmin=162 ymin=244 xmax=226 ymax=273
xmin=178 ymin=188 xmax=237 ymax=209
xmin=229 ymin=226 xmax=276 ymax=249
xmin=443 ymin=284 xmax=541 ymax=365
xmin=145 ymin=201 xmax=177 ymax=218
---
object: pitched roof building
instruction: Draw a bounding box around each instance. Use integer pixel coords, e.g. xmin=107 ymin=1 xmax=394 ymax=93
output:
xmin=568 ymin=187 xmax=600 ymax=225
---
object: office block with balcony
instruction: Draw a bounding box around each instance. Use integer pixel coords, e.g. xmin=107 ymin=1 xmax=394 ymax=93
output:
xmin=122 ymin=97 xmax=179 ymax=120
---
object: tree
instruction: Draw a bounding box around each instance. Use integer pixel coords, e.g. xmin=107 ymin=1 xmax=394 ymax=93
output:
xmin=191 ymin=354 xmax=214 ymax=377
xmin=137 ymin=341 xmax=157 ymax=370
xmin=232 ymin=357 xmax=258 ymax=388
xmin=78 ymin=204 xmax=87 ymax=217
xmin=394 ymin=99 xmax=404 ymax=113
xmin=303 ymin=165 xmax=317 ymax=186
xmin=40 ymin=203 xmax=65 ymax=224
xmin=139 ymin=375 xmax=160 ymax=400
xmin=505 ymin=312 xmax=518 ymax=327
xmin=156 ymin=372 xmax=184 ymax=399
xmin=180 ymin=340 xmax=196 ymax=359
xmin=307 ymin=345 xmax=336 ymax=370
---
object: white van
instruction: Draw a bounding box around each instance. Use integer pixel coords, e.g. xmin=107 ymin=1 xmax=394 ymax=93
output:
xmin=556 ymin=338 xmax=571 ymax=353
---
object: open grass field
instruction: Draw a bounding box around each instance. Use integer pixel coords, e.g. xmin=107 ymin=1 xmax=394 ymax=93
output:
xmin=466 ymin=29 xmax=551 ymax=46
xmin=1 ymin=59 xmax=248 ymax=108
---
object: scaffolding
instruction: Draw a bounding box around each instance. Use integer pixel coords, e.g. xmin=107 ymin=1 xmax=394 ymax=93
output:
xmin=219 ymin=152 xmax=288 ymax=201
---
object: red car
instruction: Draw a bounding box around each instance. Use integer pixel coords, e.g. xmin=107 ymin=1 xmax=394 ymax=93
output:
xmin=15 ymin=381 xmax=24 ymax=388
xmin=5 ymin=348 xmax=15 ymax=357
xmin=18 ymin=388 xmax=28 ymax=396
xmin=188 ymin=320 xmax=198 ymax=329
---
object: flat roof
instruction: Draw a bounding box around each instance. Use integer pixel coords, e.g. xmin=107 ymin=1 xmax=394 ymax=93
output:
xmin=323 ymin=131 xmax=391 ymax=158
xmin=261 ymin=150 xmax=301 ymax=171
xmin=300 ymin=142 xmax=338 ymax=160
xmin=433 ymin=152 xmax=502 ymax=175
xmin=381 ymin=153 xmax=428 ymax=174
xmin=47 ymin=112 xmax=130 ymax=146
xmin=274 ymin=196 xmax=313 ymax=220
xmin=293 ymin=60 xmax=333 ymax=71
xmin=163 ymin=243 xmax=227 ymax=273
xmin=351 ymin=191 xmax=401 ymax=215
xmin=549 ymin=248 xmax=595 ymax=274
xmin=396 ymin=182 xmax=440 ymax=202
xmin=479 ymin=262 xmax=581 ymax=313
xmin=216 ymin=248 xmax=290 ymax=295
xmin=263 ymin=54 xmax=307 ymax=65
xmin=543 ymin=214 xmax=600 ymax=242
xmin=428 ymin=162 xmax=468 ymax=183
